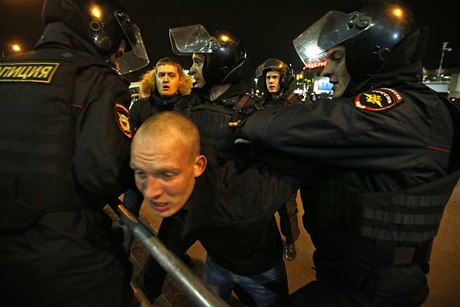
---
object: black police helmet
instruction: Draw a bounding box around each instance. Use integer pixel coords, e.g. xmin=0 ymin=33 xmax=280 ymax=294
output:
xmin=42 ymin=0 xmax=131 ymax=55
xmin=202 ymin=29 xmax=248 ymax=85
xmin=344 ymin=1 xmax=423 ymax=80
xmin=255 ymin=58 xmax=294 ymax=90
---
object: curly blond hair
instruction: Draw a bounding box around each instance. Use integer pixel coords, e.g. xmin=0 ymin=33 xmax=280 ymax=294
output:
xmin=138 ymin=57 xmax=193 ymax=99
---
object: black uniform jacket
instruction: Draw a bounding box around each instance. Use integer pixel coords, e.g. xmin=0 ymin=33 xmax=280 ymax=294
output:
xmin=0 ymin=22 xmax=133 ymax=305
xmin=175 ymin=82 xmax=260 ymax=160
xmin=262 ymin=88 xmax=303 ymax=107
xmin=129 ymin=91 xmax=180 ymax=131
xmin=182 ymin=150 xmax=301 ymax=275
xmin=237 ymin=74 xmax=459 ymax=266
xmin=239 ymin=78 xmax=454 ymax=182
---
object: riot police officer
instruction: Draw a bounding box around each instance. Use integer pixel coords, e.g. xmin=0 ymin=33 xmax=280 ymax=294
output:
xmin=255 ymin=58 xmax=300 ymax=105
xmin=0 ymin=0 xmax=149 ymax=306
xmin=236 ymin=2 xmax=460 ymax=306
xmin=170 ymin=24 xmax=258 ymax=158
xmin=256 ymin=58 xmax=302 ymax=261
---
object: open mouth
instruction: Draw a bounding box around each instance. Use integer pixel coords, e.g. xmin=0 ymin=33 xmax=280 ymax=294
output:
xmin=149 ymin=201 xmax=170 ymax=212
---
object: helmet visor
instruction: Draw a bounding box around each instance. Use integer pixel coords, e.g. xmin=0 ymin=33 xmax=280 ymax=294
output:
xmin=169 ymin=24 xmax=219 ymax=55
xmin=293 ymin=11 xmax=371 ymax=65
xmin=115 ymin=10 xmax=149 ymax=74
xmin=255 ymin=58 xmax=288 ymax=78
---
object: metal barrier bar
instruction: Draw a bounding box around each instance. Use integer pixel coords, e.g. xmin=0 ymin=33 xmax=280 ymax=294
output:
xmin=117 ymin=204 xmax=229 ymax=307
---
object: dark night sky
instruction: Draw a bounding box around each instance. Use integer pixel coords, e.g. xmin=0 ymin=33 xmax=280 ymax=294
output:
xmin=1 ymin=0 xmax=458 ymax=80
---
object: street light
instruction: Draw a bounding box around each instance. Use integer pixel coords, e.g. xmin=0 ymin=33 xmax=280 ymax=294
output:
xmin=436 ymin=41 xmax=453 ymax=81
xmin=252 ymin=77 xmax=259 ymax=95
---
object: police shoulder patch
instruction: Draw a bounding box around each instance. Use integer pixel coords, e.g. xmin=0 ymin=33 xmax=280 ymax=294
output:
xmin=354 ymin=88 xmax=404 ymax=111
xmin=114 ymin=103 xmax=132 ymax=138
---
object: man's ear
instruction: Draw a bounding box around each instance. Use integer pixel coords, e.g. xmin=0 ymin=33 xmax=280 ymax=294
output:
xmin=194 ymin=154 xmax=207 ymax=177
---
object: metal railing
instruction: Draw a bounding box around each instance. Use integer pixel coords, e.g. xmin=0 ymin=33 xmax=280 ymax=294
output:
xmin=117 ymin=204 xmax=229 ymax=307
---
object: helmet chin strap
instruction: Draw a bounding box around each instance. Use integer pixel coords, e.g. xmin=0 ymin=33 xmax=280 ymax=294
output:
xmin=220 ymin=59 xmax=248 ymax=84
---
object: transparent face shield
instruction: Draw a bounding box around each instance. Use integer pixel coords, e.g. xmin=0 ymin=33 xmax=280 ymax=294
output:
xmin=255 ymin=58 xmax=288 ymax=78
xmin=293 ymin=11 xmax=371 ymax=65
xmin=115 ymin=10 xmax=149 ymax=74
xmin=169 ymin=24 xmax=220 ymax=55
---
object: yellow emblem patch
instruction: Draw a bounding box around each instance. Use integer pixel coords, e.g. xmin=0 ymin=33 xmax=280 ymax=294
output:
xmin=354 ymin=88 xmax=404 ymax=111
xmin=114 ymin=103 xmax=132 ymax=138
xmin=0 ymin=62 xmax=59 ymax=83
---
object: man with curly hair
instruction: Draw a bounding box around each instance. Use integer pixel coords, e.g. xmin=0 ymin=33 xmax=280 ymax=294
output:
xmin=129 ymin=57 xmax=193 ymax=132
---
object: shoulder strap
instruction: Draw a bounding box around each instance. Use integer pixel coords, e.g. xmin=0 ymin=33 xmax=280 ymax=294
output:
xmin=230 ymin=94 xmax=263 ymax=122
xmin=235 ymin=95 xmax=251 ymax=108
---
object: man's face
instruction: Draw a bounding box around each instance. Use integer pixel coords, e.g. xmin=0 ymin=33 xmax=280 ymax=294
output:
xmin=109 ymin=39 xmax=127 ymax=72
xmin=130 ymin=136 xmax=205 ymax=218
xmin=156 ymin=64 xmax=182 ymax=98
xmin=321 ymin=45 xmax=351 ymax=98
xmin=190 ymin=53 xmax=206 ymax=88
xmin=266 ymin=70 xmax=281 ymax=94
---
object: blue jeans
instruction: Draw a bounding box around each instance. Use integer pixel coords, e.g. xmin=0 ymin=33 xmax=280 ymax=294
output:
xmin=203 ymin=256 xmax=288 ymax=306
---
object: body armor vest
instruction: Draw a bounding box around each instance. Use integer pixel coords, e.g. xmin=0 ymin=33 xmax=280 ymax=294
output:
xmin=302 ymin=167 xmax=459 ymax=266
xmin=0 ymin=48 xmax=111 ymax=233
xmin=178 ymin=92 xmax=259 ymax=159
xmin=302 ymin=95 xmax=460 ymax=265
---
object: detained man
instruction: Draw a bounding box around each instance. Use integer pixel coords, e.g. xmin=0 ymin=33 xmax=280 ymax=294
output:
xmin=130 ymin=112 xmax=301 ymax=306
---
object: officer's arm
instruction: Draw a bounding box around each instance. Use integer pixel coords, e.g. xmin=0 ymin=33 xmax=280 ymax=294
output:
xmin=236 ymin=100 xmax=425 ymax=170
xmin=73 ymin=69 xmax=133 ymax=197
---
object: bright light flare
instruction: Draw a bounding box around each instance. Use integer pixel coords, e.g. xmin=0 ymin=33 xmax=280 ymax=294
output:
xmin=391 ymin=7 xmax=404 ymax=19
xmin=11 ymin=44 xmax=21 ymax=52
xmin=90 ymin=6 xmax=102 ymax=18
xmin=219 ymin=34 xmax=230 ymax=42
xmin=299 ymin=45 xmax=325 ymax=63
